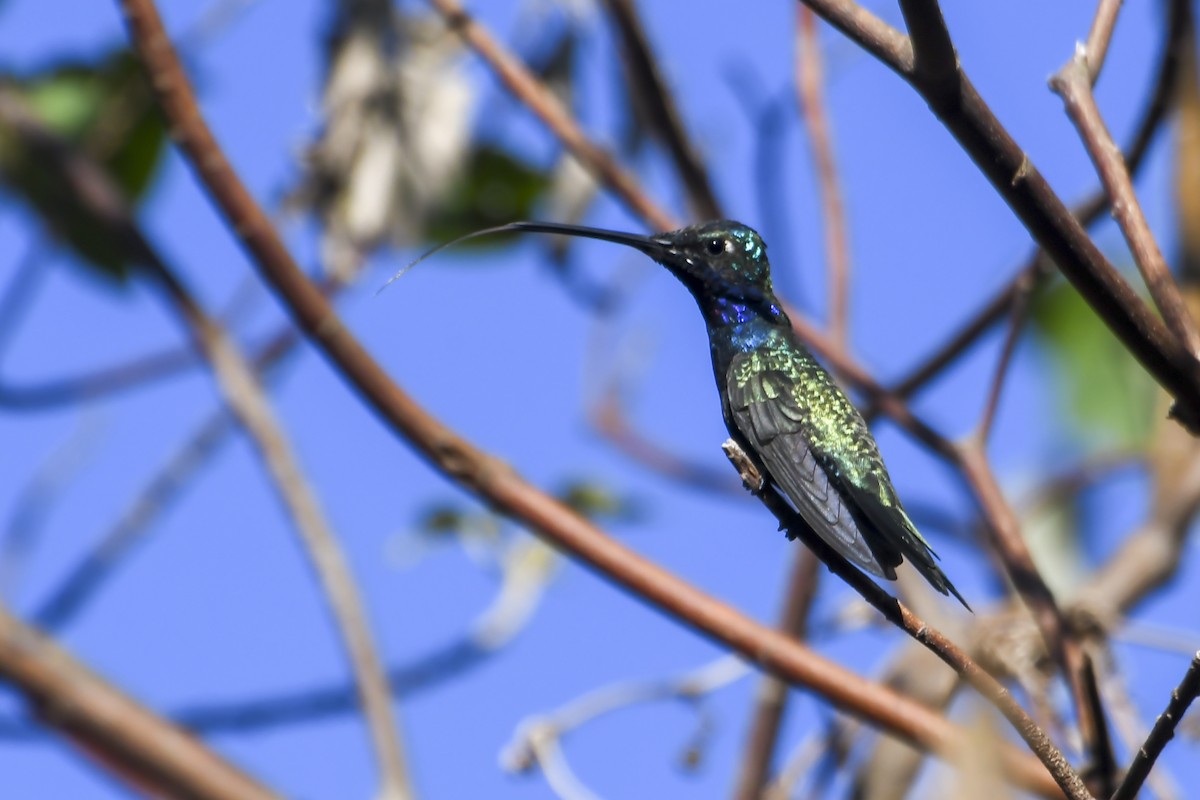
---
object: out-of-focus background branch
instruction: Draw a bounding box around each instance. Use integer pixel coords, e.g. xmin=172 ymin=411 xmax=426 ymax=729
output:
xmin=2 ymin=1 xmax=1199 ymax=798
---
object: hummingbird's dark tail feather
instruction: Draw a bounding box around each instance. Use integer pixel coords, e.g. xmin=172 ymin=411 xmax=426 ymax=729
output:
xmin=887 ymin=528 xmax=970 ymax=611
xmin=907 ymin=549 xmax=971 ymax=611
xmin=841 ymin=479 xmax=972 ymax=611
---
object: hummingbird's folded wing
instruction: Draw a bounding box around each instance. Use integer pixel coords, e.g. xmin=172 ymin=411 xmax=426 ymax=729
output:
xmin=726 ymin=356 xmax=900 ymax=579
xmin=726 ymin=347 xmax=968 ymax=607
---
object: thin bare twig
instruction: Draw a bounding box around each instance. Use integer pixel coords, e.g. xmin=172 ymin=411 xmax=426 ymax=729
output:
xmin=30 ymin=286 xmax=338 ymax=631
xmin=1101 ymin=654 xmax=1183 ymax=800
xmin=1082 ymin=0 xmax=1125 ymax=85
xmin=154 ymin=278 xmax=414 ymax=800
xmin=976 ymin=274 xmax=1037 ymax=443
xmin=885 ymin=0 xmax=1186 ymax=405
xmin=796 ymin=8 xmax=852 ymax=350
xmin=1 ymin=416 xmax=105 ymax=599
xmin=799 ymin=0 xmax=1200 ymax=431
xmin=1079 ymin=656 xmax=1118 ymax=799
xmin=957 ymin=442 xmax=1101 ymax=778
xmin=0 ymin=345 xmax=199 ymax=410
xmin=1050 ymin=51 xmax=1200 ymax=360
xmin=0 ymin=294 xmax=323 ymax=411
xmin=591 ymin=384 xmax=743 ymax=496
xmin=1111 ymin=652 xmax=1200 ymax=800
xmin=0 ymin=604 xmax=280 ymax=800
xmin=502 ymin=655 xmax=749 ymax=795
xmin=599 ymin=0 xmax=721 ymax=220
xmin=0 ymin=79 xmax=413 ymax=798
xmin=737 ymin=451 xmax=1090 ymax=800
xmin=0 ymin=539 xmax=556 ymax=738
xmin=114 ymin=3 xmax=1073 ymax=793
xmin=428 ymin=0 xmax=674 ymax=231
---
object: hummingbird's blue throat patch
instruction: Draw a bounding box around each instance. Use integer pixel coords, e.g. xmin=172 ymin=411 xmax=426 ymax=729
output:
xmin=707 ymin=295 xmax=786 ymax=338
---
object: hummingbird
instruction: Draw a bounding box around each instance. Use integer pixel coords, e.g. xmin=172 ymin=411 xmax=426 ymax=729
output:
xmin=395 ymin=219 xmax=967 ymax=607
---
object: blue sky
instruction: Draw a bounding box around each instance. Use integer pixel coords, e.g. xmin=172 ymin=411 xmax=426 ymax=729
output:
xmin=1 ymin=1 xmax=1197 ymax=798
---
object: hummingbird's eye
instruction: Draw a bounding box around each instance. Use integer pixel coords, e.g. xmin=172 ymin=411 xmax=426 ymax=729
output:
xmin=705 ymin=237 xmax=727 ymax=256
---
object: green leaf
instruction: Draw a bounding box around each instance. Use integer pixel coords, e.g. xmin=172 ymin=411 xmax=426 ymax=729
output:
xmin=22 ymin=68 xmax=105 ymax=136
xmin=556 ymin=479 xmax=643 ymax=523
xmin=1032 ymin=280 xmax=1157 ymax=447
xmin=424 ymin=145 xmax=552 ymax=248
xmin=0 ymin=50 xmax=167 ymax=284
xmin=106 ymin=100 xmax=167 ymax=201
xmin=415 ymin=504 xmax=472 ymax=538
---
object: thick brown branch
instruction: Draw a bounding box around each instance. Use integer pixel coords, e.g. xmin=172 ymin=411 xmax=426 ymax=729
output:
xmin=897 ymin=0 xmax=958 ymax=97
xmin=0 ymin=604 xmax=280 ymax=800
xmin=799 ymin=0 xmax=1200 ymax=432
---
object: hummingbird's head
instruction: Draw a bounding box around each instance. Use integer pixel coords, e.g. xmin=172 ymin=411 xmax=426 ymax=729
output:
xmin=648 ymin=220 xmax=776 ymax=304
xmin=493 ymin=219 xmax=779 ymax=310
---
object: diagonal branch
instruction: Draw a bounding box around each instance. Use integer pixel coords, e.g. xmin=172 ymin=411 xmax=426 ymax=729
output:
xmin=0 ymin=85 xmax=413 ymax=799
xmin=883 ymin=0 xmax=1187 ymax=406
xmin=114 ymin=2 xmax=1076 ymax=795
xmin=975 ymin=277 xmax=1036 ymax=443
xmin=427 ymin=0 xmax=675 ymax=231
xmin=796 ymin=8 xmax=852 ymax=350
xmin=0 ymin=603 xmax=280 ymax=800
xmin=1051 ymin=50 xmax=1200 ymax=360
xmin=739 ymin=466 xmax=1091 ymax=800
xmin=1111 ymin=652 xmax=1200 ymax=800
xmin=1083 ymin=0 xmax=1125 ymax=85
xmin=144 ymin=264 xmax=416 ymax=800
xmin=799 ymin=0 xmax=1200 ymax=432
xmin=897 ymin=0 xmax=957 ymax=96
xmin=599 ymin=0 xmax=722 ymax=220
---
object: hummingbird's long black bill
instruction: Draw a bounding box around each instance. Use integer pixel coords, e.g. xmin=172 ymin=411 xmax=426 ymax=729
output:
xmin=377 ymin=220 xmax=669 ymax=295
xmin=503 ymin=221 xmax=668 ymax=256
